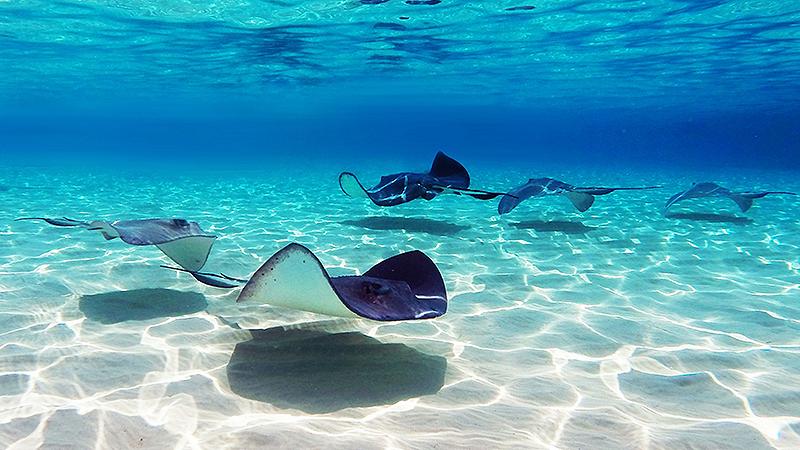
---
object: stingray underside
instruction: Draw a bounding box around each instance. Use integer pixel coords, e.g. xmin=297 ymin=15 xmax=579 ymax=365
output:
xmin=338 ymin=172 xmax=372 ymax=199
xmin=563 ymin=191 xmax=596 ymax=212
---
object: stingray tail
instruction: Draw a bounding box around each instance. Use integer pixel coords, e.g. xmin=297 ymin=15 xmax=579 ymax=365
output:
xmin=610 ymin=185 xmax=662 ymax=190
xmin=576 ymin=185 xmax=663 ymax=195
xmin=742 ymin=191 xmax=798 ymax=199
xmin=15 ymin=217 xmax=89 ymax=227
xmin=161 ymin=265 xmax=246 ymax=289
xmin=435 ymin=185 xmax=518 ymax=201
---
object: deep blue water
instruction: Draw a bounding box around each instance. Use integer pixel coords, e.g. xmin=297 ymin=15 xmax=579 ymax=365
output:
xmin=2 ymin=0 xmax=799 ymax=170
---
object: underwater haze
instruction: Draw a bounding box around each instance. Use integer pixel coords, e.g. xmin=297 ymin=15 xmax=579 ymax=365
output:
xmin=2 ymin=0 xmax=800 ymax=449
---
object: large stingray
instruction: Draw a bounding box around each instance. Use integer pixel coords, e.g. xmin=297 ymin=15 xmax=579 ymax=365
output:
xmin=498 ymin=177 xmax=660 ymax=214
xmin=664 ymin=182 xmax=797 ymax=213
xmin=339 ymin=151 xmax=509 ymax=206
xmin=168 ymin=243 xmax=448 ymax=321
xmin=16 ymin=217 xmax=216 ymax=272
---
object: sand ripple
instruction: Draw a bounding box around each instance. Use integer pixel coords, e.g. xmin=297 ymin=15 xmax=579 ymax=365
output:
xmin=1 ymin=165 xmax=799 ymax=448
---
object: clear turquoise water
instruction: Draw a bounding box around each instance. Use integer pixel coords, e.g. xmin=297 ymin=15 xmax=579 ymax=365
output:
xmin=3 ymin=0 xmax=800 ymax=110
xmin=1 ymin=164 xmax=800 ymax=448
xmin=2 ymin=0 xmax=800 ymax=448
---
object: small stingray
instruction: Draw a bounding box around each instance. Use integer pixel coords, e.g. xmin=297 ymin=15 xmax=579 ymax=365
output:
xmin=664 ymin=182 xmax=797 ymax=213
xmin=168 ymin=243 xmax=448 ymax=322
xmin=339 ymin=151 xmax=511 ymax=207
xmin=16 ymin=217 xmax=216 ymax=272
xmin=499 ymin=177 xmax=660 ymax=214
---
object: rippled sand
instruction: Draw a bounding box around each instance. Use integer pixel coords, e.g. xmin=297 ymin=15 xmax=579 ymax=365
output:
xmin=1 ymin=163 xmax=799 ymax=449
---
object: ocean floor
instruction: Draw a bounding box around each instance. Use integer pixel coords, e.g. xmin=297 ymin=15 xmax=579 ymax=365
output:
xmin=1 ymin=162 xmax=799 ymax=449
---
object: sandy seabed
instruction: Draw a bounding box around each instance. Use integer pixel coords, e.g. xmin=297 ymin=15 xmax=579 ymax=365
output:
xmin=1 ymin=163 xmax=799 ymax=449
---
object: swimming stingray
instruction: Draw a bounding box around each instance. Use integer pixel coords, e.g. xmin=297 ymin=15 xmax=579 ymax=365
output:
xmin=339 ymin=151 xmax=509 ymax=206
xmin=664 ymin=182 xmax=797 ymax=213
xmin=16 ymin=217 xmax=216 ymax=272
xmin=498 ymin=177 xmax=661 ymax=214
xmin=166 ymin=243 xmax=448 ymax=321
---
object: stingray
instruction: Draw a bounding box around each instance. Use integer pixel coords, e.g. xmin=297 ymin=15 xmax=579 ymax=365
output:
xmin=16 ymin=217 xmax=216 ymax=272
xmin=498 ymin=177 xmax=661 ymax=214
xmin=339 ymin=151 xmax=509 ymax=206
xmin=167 ymin=243 xmax=448 ymax=321
xmin=664 ymin=182 xmax=797 ymax=213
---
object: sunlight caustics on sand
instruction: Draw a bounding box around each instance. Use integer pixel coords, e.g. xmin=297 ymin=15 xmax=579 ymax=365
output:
xmin=1 ymin=164 xmax=799 ymax=448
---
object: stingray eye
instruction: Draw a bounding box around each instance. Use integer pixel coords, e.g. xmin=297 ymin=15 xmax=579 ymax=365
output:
xmin=362 ymin=281 xmax=390 ymax=296
xmin=374 ymin=283 xmax=390 ymax=295
xmin=174 ymin=219 xmax=189 ymax=227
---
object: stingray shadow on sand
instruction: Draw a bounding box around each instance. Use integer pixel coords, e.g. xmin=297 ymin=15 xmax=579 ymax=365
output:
xmin=227 ymin=327 xmax=447 ymax=414
xmin=342 ymin=216 xmax=469 ymax=236
xmin=665 ymin=212 xmax=753 ymax=225
xmin=511 ymin=220 xmax=599 ymax=235
xmin=79 ymin=288 xmax=208 ymax=324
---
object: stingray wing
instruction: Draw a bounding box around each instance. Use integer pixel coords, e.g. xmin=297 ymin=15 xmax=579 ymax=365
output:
xmin=664 ymin=189 xmax=690 ymax=212
xmin=427 ymin=151 xmax=470 ymax=189
xmin=354 ymin=249 xmax=447 ymax=320
xmin=153 ymin=238 xmax=214 ymax=272
xmin=339 ymin=172 xmax=371 ymax=199
xmin=723 ymin=193 xmax=755 ymax=212
xmin=563 ymin=192 xmax=596 ymax=212
xmin=339 ymin=172 xmax=419 ymax=206
xmin=565 ymin=185 xmax=660 ymax=212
